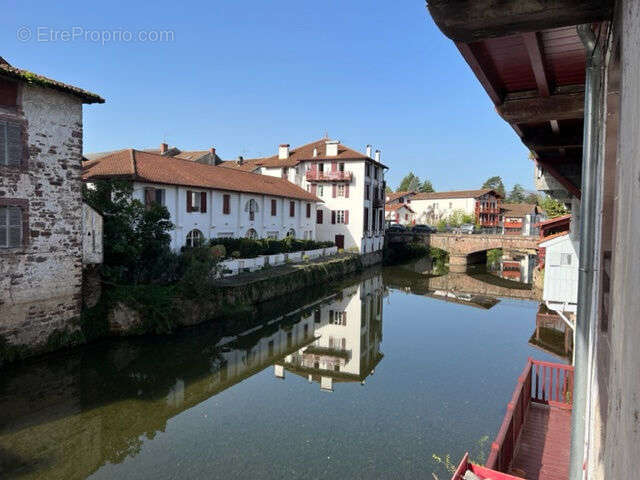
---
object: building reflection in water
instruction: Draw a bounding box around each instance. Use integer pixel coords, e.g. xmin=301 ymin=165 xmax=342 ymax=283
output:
xmin=275 ymin=275 xmax=384 ymax=391
xmin=529 ymin=304 xmax=574 ymax=361
xmin=492 ymin=253 xmax=536 ymax=284
xmin=0 ymin=273 xmax=384 ymax=480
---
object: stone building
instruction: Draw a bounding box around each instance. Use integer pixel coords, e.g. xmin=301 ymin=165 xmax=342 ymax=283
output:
xmin=0 ymin=57 xmax=104 ymax=350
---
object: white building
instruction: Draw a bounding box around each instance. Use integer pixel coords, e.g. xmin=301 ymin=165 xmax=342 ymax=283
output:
xmin=221 ymin=139 xmax=387 ymax=254
xmin=539 ymin=231 xmax=579 ymax=314
xmin=385 ymin=203 xmax=415 ymax=225
xmin=409 ymin=189 xmax=502 ymax=229
xmin=83 ymin=149 xmax=320 ymax=250
xmin=277 ymin=274 xmax=384 ymax=391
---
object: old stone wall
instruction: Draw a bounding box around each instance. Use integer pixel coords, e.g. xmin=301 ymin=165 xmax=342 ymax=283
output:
xmin=0 ymin=84 xmax=84 ymax=349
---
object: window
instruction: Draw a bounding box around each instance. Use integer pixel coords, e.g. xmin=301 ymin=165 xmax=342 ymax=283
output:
xmin=144 ymin=188 xmax=165 ymax=207
xmin=0 ymin=120 xmax=23 ymax=167
xmin=271 ymin=199 xmax=277 ymax=216
xmin=334 ymin=210 xmax=348 ymax=224
xmin=316 ymin=209 xmax=323 ymax=224
xmin=449 ymin=202 xmax=453 ymax=209
xmin=286 ymin=228 xmax=295 ymax=238
xmin=364 ymin=207 xmax=369 ymax=232
xmin=330 ymin=311 xmax=347 ymax=326
xmin=155 ymin=189 xmax=165 ymax=205
xmin=339 ymin=163 xmax=345 ymax=172
xmin=365 ymin=184 xmax=370 ymax=200
xmin=365 ymin=163 xmax=370 ymax=177
xmin=317 ymin=185 xmax=324 ymax=197
xmin=289 ymin=201 xmax=295 ymax=217
xmin=318 ymin=163 xmax=324 ymax=173
xmin=374 ymin=166 xmax=379 ymax=178
xmin=223 ymin=194 xmax=231 ymax=214
xmin=186 ymin=229 xmax=204 ymax=247
xmin=306 ymin=203 xmax=311 ymax=218
xmin=560 ymin=253 xmax=572 ymax=265
xmin=0 ymin=205 xmax=23 ymax=248
xmin=187 ymin=191 xmax=206 ymax=213
xmin=337 ymin=184 xmax=345 ymax=197
xmin=246 ymin=228 xmax=258 ymax=239
xmin=245 ymin=199 xmax=259 ymax=221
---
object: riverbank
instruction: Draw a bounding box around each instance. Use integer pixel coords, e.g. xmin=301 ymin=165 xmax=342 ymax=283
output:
xmin=0 ymin=252 xmax=373 ymax=368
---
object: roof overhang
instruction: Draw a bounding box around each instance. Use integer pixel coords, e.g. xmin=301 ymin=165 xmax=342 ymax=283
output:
xmin=426 ymin=0 xmax=615 ymax=201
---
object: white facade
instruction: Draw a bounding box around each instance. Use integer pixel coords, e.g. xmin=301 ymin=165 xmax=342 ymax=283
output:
xmin=253 ymin=142 xmax=386 ymax=254
xmin=130 ymin=182 xmax=318 ymax=250
xmin=540 ymin=233 xmax=579 ymax=313
xmin=411 ymin=196 xmax=477 ymax=224
xmin=385 ymin=205 xmax=415 ymax=225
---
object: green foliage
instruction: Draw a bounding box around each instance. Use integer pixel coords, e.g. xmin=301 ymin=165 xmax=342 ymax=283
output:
xmin=397 ymin=172 xmax=421 ymax=192
xmin=383 ymin=242 xmax=432 ymax=265
xmin=481 ymin=175 xmax=506 ymax=198
xmin=538 ymin=195 xmax=568 ymax=218
xmin=385 ymin=184 xmax=393 ymax=193
xmin=436 ymin=218 xmax=448 ymax=232
xmin=209 ymin=237 xmax=333 ymax=259
xmin=0 ymin=336 xmax=27 ymax=368
xmin=176 ymin=246 xmax=219 ymax=302
xmin=507 ymin=183 xmax=527 ymax=203
xmin=487 ymin=248 xmax=503 ymax=268
xmin=418 ymin=179 xmax=435 ymax=193
xmin=83 ymin=180 xmax=175 ymax=284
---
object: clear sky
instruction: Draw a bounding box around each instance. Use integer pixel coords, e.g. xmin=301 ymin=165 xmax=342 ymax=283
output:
xmin=3 ymin=0 xmax=532 ymax=192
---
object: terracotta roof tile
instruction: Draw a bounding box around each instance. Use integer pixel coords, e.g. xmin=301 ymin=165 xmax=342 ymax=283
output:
xmin=386 ymin=191 xmax=415 ymax=202
xmin=535 ymin=214 xmax=571 ymax=227
xmin=83 ymin=149 xmax=321 ymax=202
xmin=538 ymin=231 xmax=570 ymax=245
xmin=412 ymin=189 xmax=501 ymax=200
xmin=501 ymin=203 xmax=539 ymax=217
xmin=385 ymin=203 xmax=415 ymax=213
xmin=220 ymin=138 xmax=386 ymax=170
xmin=0 ymin=57 xmax=104 ymax=104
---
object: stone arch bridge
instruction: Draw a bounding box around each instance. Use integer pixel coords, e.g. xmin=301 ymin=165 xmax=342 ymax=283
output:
xmin=386 ymin=232 xmax=539 ymax=271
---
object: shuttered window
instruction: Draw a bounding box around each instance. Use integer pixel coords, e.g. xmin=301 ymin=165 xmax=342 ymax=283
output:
xmin=306 ymin=203 xmax=311 ymax=218
xmin=223 ymin=194 xmax=231 ymax=214
xmin=0 ymin=121 xmax=23 ymax=167
xmin=271 ymin=199 xmax=277 ymax=216
xmin=0 ymin=206 xmax=23 ymax=248
xmin=289 ymin=201 xmax=295 ymax=217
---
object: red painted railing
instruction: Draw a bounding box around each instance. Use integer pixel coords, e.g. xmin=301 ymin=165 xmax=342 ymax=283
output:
xmin=305 ymin=170 xmax=352 ymax=182
xmin=452 ymin=453 xmax=523 ymax=480
xmin=485 ymin=358 xmax=574 ymax=472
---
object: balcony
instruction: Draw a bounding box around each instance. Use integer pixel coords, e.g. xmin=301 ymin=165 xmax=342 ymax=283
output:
xmin=372 ymin=197 xmax=384 ymax=208
xmin=305 ymin=170 xmax=353 ymax=182
xmin=452 ymin=359 xmax=573 ymax=480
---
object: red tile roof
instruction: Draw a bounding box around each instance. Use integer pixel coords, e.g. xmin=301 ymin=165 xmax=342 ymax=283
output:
xmin=501 ymin=203 xmax=539 ymax=217
xmin=0 ymin=57 xmax=104 ymax=104
xmin=219 ymin=138 xmax=387 ymax=171
xmin=385 ymin=203 xmax=415 ymax=213
xmin=538 ymin=231 xmax=570 ymax=245
xmin=535 ymin=214 xmax=571 ymax=227
xmin=411 ymin=189 xmax=501 ymax=200
xmin=386 ymin=191 xmax=416 ymax=202
xmin=83 ymin=149 xmax=321 ymax=202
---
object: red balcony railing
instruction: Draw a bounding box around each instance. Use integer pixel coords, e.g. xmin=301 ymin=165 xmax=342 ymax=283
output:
xmin=305 ymin=170 xmax=353 ymax=182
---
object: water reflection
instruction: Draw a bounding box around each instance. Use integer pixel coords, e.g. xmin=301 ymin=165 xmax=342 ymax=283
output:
xmin=529 ymin=304 xmax=574 ymax=361
xmin=0 ymin=273 xmax=384 ymax=480
xmin=490 ymin=253 xmax=537 ymax=284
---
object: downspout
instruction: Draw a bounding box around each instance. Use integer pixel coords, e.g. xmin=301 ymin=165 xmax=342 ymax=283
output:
xmin=569 ymin=24 xmax=605 ymax=480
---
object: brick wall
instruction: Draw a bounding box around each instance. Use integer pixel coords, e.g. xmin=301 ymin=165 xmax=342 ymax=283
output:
xmin=0 ymin=82 xmax=84 ymax=348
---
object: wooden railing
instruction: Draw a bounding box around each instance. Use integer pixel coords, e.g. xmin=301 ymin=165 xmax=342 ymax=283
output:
xmin=485 ymin=358 xmax=573 ymax=472
xmin=305 ymin=170 xmax=352 ymax=182
xmin=452 ymin=453 xmax=523 ymax=480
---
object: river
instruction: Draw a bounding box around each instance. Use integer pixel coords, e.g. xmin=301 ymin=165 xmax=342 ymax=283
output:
xmin=0 ymin=267 xmax=569 ymax=480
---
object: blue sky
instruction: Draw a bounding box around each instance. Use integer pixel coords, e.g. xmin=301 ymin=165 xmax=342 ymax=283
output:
xmin=3 ymin=0 xmax=532 ymax=192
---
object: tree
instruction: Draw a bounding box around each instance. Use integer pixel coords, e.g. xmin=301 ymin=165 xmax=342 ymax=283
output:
xmin=507 ymin=183 xmax=527 ymax=203
xmin=481 ymin=176 xmax=506 ymax=198
xmin=418 ymin=179 xmax=435 ymax=193
xmin=538 ymin=195 xmax=569 ymax=218
xmin=385 ymin=184 xmax=393 ymax=193
xmin=524 ymin=192 xmax=540 ymax=204
xmin=397 ymin=172 xmax=421 ymax=192
xmin=83 ymin=179 xmax=174 ymax=284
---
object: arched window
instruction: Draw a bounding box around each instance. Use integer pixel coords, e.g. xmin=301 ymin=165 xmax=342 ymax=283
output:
xmin=186 ymin=229 xmax=204 ymax=247
xmin=287 ymin=228 xmax=296 ymax=238
xmin=246 ymin=228 xmax=258 ymax=240
xmin=244 ymin=199 xmax=259 ymax=221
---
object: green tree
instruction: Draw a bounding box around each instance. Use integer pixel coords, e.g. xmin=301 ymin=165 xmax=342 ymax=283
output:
xmin=418 ymin=179 xmax=435 ymax=193
xmin=525 ymin=192 xmax=540 ymax=204
xmin=481 ymin=176 xmax=506 ymax=198
xmin=507 ymin=183 xmax=527 ymax=203
xmin=385 ymin=184 xmax=393 ymax=193
xmin=538 ymin=195 xmax=569 ymax=218
xmin=83 ymin=179 xmax=174 ymax=284
xmin=397 ymin=172 xmax=421 ymax=192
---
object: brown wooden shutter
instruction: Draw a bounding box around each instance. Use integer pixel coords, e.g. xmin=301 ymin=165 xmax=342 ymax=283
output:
xmin=331 ymin=211 xmax=336 ymax=224
xmin=317 ymin=210 xmax=323 ymax=224
xmin=343 ymin=311 xmax=347 ymax=326
xmin=223 ymin=194 xmax=230 ymax=214
xmin=186 ymin=190 xmax=192 ymax=212
xmin=6 ymin=122 xmax=22 ymax=167
xmin=289 ymin=201 xmax=295 ymax=217
xmin=344 ymin=210 xmax=349 ymax=224
xmin=311 ymin=184 xmax=317 ymax=195
xmin=332 ymin=184 xmax=337 ymax=198
xmin=144 ymin=188 xmax=154 ymax=208
xmin=200 ymin=192 xmax=207 ymax=213
xmin=306 ymin=203 xmax=311 ymax=218
xmin=271 ymin=199 xmax=277 ymax=216
xmin=345 ymin=184 xmax=349 ymax=198
xmin=331 ymin=161 xmax=337 ymax=172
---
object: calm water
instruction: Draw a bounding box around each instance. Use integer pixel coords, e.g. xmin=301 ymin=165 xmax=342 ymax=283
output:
xmin=0 ymin=267 xmax=564 ymax=480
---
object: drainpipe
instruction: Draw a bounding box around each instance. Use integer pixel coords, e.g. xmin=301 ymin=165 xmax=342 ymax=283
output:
xmin=570 ymin=24 xmax=605 ymax=480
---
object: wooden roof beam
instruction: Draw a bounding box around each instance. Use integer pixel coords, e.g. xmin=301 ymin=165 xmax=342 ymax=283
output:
xmin=523 ymin=32 xmax=550 ymax=97
xmin=456 ymin=42 xmax=503 ymax=104
xmin=427 ymin=0 xmax=614 ymax=43
xmin=497 ymin=92 xmax=585 ymax=123
xmin=524 ymin=133 xmax=583 ymax=150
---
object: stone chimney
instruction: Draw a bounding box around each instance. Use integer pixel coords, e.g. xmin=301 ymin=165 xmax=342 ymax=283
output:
xmin=279 ymin=144 xmax=290 ymax=160
xmin=209 ymin=147 xmax=216 ymax=156
xmin=375 ymin=150 xmax=381 ymax=162
xmin=160 ymin=142 xmax=168 ymax=154
xmin=366 ymin=145 xmax=372 ymax=157
xmin=313 ymin=147 xmax=318 ymax=157
xmin=325 ymin=140 xmax=339 ymax=157
xmin=237 ymin=155 xmax=244 ymax=165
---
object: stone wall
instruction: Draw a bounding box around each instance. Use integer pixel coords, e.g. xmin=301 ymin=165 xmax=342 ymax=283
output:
xmin=0 ymin=83 xmax=84 ymax=349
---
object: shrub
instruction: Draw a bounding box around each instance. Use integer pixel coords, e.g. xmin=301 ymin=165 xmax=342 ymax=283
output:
xmin=209 ymin=237 xmax=333 ymax=259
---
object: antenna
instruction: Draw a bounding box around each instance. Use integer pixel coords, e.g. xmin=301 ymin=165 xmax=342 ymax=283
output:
xmin=324 ymin=131 xmax=329 ymax=139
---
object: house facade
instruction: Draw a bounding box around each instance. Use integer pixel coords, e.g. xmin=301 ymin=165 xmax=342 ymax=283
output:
xmin=409 ymin=189 xmax=502 ymax=228
xmin=499 ymin=203 xmax=542 ymax=235
xmin=83 ymin=150 xmax=320 ymax=250
xmin=385 ymin=190 xmax=416 ymax=205
xmin=539 ymin=231 xmax=579 ymax=314
xmin=384 ymin=203 xmax=415 ymax=225
xmin=221 ymin=139 xmax=386 ymax=254
xmin=0 ymin=58 xmax=104 ymax=349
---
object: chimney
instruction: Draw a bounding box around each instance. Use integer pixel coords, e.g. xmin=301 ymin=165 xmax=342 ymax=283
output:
xmin=313 ymin=147 xmax=318 ymax=157
xmin=160 ymin=142 xmax=168 ymax=154
xmin=325 ymin=139 xmax=339 ymax=157
xmin=209 ymin=147 xmax=216 ymax=156
xmin=374 ymin=150 xmax=381 ymax=162
xmin=237 ymin=155 xmax=244 ymax=165
xmin=279 ymin=144 xmax=290 ymax=160
xmin=366 ymin=145 xmax=372 ymax=157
